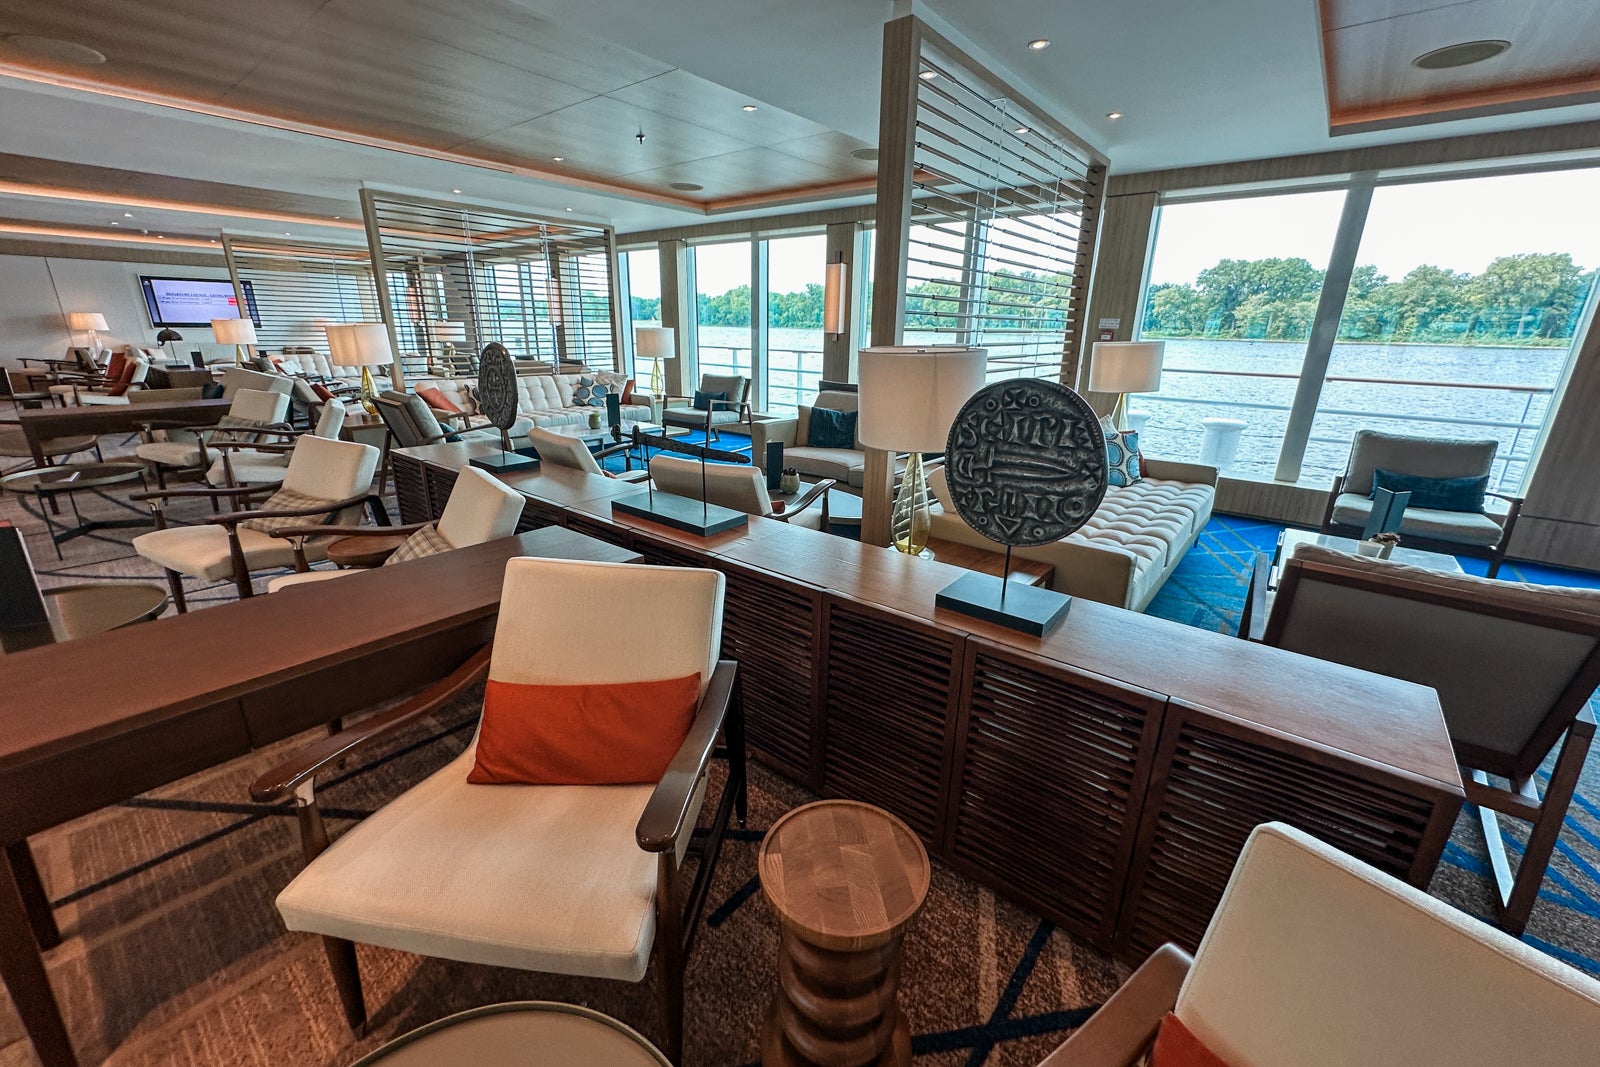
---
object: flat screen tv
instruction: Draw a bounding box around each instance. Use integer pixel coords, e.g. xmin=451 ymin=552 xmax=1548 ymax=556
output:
xmin=139 ymin=276 xmax=261 ymax=329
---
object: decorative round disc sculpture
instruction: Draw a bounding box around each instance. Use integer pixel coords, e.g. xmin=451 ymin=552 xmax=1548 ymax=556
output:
xmin=943 ymin=379 xmax=1108 ymax=547
xmin=475 ymin=343 xmax=520 ymax=432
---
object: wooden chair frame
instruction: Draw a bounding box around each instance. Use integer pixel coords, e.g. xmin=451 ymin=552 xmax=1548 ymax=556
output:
xmin=249 ymin=648 xmax=747 ymax=1065
xmin=661 ymin=377 xmax=754 ymax=442
xmin=1262 ymin=553 xmax=1600 ymax=934
xmin=1036 ymin=944 xmax=1193 ymax=1067
xmin=1319 ymin=470 xmax=1524 ymax=579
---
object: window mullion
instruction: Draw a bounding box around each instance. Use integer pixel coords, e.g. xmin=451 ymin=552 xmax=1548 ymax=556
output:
xmin=752 ymin=239 xmax=769 ymax=411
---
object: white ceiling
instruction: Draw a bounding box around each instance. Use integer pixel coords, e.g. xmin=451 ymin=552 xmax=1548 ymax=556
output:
xmin=0 ymin=0 xmax=1596 ymax=249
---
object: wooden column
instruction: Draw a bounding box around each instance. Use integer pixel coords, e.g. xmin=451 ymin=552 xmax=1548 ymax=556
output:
xmin=658 ymin=239 xmax=694 ymax=397
xmin=359 ymin=188 xmax=408 ymax=391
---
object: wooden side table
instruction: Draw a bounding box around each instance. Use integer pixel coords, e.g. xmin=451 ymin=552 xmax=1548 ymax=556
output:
xmin=326 ymin=532 xmax=413 ymax=569
xmin=923 ymin=537 xmax=1054 ymax=588
xmin=350 ymin=1001 xmax=669 ymax=1066
xmin=759 ymin=800 xmax=930 ymax=1067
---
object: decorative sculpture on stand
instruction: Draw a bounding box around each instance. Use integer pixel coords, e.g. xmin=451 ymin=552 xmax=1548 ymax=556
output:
xmin=611 ymin=426 xmax=750 ymax=536
xmin=469 ymin=342 xmax=539 ymax=473
xmin=937 ymin=378 xmax=1107 ymax=635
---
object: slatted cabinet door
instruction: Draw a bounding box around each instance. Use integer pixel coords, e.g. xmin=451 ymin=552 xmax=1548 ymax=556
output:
xmin=1116 ymin=699 xmax=1459 ymax=957
xmin=391 ymin=453 xmax=434 ymax=524
xmin=948 ymin=641 xmax=1164 ymax=948
xmin=818 ymin=598 xmax=965 ymax=846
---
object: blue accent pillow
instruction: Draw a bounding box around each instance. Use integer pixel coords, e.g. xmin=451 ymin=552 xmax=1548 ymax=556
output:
xmin=692 ymin=389 xmax=726 ymax=412
xmin=1101 ymin=417 xmax=1141 ymax=487
xmin=1371 ymin=467 xmax=1488 ymax=513
xmin=808 ymin=407 xmax=858 ymax=450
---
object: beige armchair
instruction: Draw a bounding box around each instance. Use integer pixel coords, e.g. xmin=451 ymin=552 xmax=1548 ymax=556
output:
xmin=254 ymin=558 xmax=746 ymax=1065
xmin=265 ymin=464 xmax=525 ymax=592
xmin=135 ymin=387 xmax=291 ymax=488
xmin=131 ymin=434 xmax=383 ymax=609
xmin=1043 ymin=823 xmax=1600 ymax=1066
xmin=206 ymin=399 xmax=347 ymax=487
xmin=527 ymin=424 xmax=649 ymax=483
xmin=1321 ymin=429 xmax=1522 ymax=576
xmin=1261 ymin=544 xmax=1600 ymax=934
xmin=750 ymin=389 xmax=872 ymax=487
xmin=660 ymin=373 xmax=752 ymax=441
xmin=648 ymin=454 xmax=834 ymax=531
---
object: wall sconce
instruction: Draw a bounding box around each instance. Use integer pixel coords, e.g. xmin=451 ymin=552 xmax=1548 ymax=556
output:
xmin=823 ymin=258 xmax=848 ymax=337
xmin=544 ymin=277 xmax=565 ymax=327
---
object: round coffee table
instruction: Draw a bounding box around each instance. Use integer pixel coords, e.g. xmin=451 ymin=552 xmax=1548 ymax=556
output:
xmin=0 ymin=462 xmax=150 ymax=558
xmin=350 ymin=1002 xmax=670 ymax=1066
xmin=2 ymin=582 xmax=168 ymax=654
xmin=326 ymin=532 xmax=413 ymax=569
xmin=759 ymin=800 xmax=930 ymax=1067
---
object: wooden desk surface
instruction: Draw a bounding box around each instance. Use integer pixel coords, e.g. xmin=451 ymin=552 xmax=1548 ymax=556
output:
xmin=18 ymin=396 xmax=231 ymax=437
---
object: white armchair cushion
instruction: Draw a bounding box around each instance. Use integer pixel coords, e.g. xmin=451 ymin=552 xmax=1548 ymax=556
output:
xmin=205 ymin=452 xmax=290 ymax=487
xmin=434 ymin=465 xmax=525 ymax=547
xmin=132 ymin=523 xmax=312 ymax=579
xmin=137 ymin=440 xmax=204 ymax=468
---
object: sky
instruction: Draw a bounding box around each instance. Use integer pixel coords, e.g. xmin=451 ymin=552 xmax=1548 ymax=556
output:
xmin=626 ymin=233 xmax=828 ymax=300
xmin=1148 ymin=168 xmax=1600 ymax=286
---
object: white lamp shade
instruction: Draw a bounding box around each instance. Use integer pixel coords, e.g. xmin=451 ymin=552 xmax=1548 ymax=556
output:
xmin=68 ymin=312 xmax=108 ymax=332
xmin=434 ymin=320 xmax=468 ymax=343
xmin=1087 ymin=341 xmax=1164 ymax=394
xmin=634 ymin=325 xmax=675 ymax=361
xmin=325 ymin=322 xmax=394 ymax=366
xmin=823 ymin=261 xmax=848 ymax=335
xmin=211 ymin=318 xmax=257 ymax=345
xmin=858 ymin=346 xmax=988 ymax=452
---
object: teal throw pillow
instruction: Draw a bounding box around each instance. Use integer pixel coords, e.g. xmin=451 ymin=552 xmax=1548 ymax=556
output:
xmin=1101 ymin=417 xmax=1141 ymax=487
xmin=692 ymin=389 xmax=726 ymax=412
xmin=1371 ymin=467 xmax=1488 ymax=513
xmin=808 ymin=407 xmax=858 ymax=450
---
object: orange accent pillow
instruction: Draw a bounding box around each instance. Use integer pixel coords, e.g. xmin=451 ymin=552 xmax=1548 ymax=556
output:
xmin=467 ymin=673 xmax=702 ymax=785
xmin=1150 ymin=1013 xmax=1232 ymax=1067
xmin=311 ymin=383 xmax=335 ymax=402
xmin=416 ymin=385 xmax=463 ymax=414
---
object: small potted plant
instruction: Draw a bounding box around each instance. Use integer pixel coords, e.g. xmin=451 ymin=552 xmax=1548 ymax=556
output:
xmin=779 ymin=466 xmax=801 ymax=494
xmin=587 ymin=408 xmax=604 ymax=429
xmin=1358 ymin=530 xmax=1401 ymax=559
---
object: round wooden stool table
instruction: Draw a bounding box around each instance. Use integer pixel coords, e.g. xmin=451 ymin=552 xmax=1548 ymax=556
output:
xmin=325 ymin=532 xmax=412 ymax=569
xmin=349 ymin=1001 xmax=669 ymax=1066
xmin=759 ymin=799 xmax=930 ymax=1067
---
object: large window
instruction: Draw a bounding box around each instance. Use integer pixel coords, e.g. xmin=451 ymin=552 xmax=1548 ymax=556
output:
xmin=1311 ymin=171 xmax=1600 ymax=490
xmin=1135 ymin=168 xmax=1600 ymax=490
xmin=1137 ymin=191 xmax=1347 ymax=479
xmin=766 ymin=234 xmax=826 ymax=413
xmin=621 ymin=248 xmax=660 ymax=378
xmin=692 ymin=240 xmax=753 ymax=384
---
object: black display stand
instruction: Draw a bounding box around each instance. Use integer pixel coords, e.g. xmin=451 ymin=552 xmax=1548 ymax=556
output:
xmin=613 ymin=491 xmax=749 ymax=536
xmin=935 ymin=571 xmax=1071 ymax=637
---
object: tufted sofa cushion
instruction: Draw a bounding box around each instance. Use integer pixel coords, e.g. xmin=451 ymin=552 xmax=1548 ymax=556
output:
xmin=411 ymin=373 xmax=651 ymax=430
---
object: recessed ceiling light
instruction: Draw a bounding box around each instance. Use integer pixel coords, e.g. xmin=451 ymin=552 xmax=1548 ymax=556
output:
xmin=0 ymin=34 xmax=106 ymax=65
xmin=123 ymin=212 xmax=133 ymax=218
xmin=110 ymin=221 xmax=119 ymax=225
xmin=332 ymin=215 xmax=341 ymax=219
xmin=1413 ymin=39 xmax=1510 ymax=69
xmin=1027 ymin=39 xmax=1050 ymax=51
xmin=552 ymin=156 xmax=565 ymax=162
xmin=1015 ymin=126 xmax=1031 ymax=135
xmin=565 ymin=206 xmax=574 ymax=212
xmin=669 ymin=182 xmax=704 ymax=192
xmin=452 ymin=188 xmax=462 ymax=194
xmin=283 ymin=232 xmax=291 ymax=236
xmin=919 ymin=69 xmax=939 ymax=81
xmin=851 ymin=147 xmax=879 ymax=161
xmin=157 ymin=234 xmax=165 ymax=239
xmin=1106 ymin=111 xmax=1123 ymax=120
xmin=742 ymin=104 xmax=758 ymax=112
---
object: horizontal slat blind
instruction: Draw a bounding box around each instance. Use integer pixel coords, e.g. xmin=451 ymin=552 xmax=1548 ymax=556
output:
xmin=223 ymin=236 xmax=382 ymax=356
xmin=362 ymin=191 xmax=621 ymax=379
xmin=905 ymin=43 xmax=1099 ymax=382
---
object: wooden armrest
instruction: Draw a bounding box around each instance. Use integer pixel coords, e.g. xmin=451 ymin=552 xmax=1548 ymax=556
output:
xmin=636 ymin=660 xmax=738 ymax=853
xmin=271 ymin=522 xmax=427 ymax=539
xmin=1241 ymin=551 xmax=1270 ymax=642
xmin=1486 ymin=491 xmax=1524 ymax=504
xmin=206 ymin=440 xmax=300 ymax=454
xmin=250 ymin=646 xmax=492 ymax=803
xmin=1036 ymin=943 xmax=1192 ymax=1067
xmin=212 ymin=491 xmax=377 ymax=527
xmin=783 ymin=478 xmax=836 ymax=516
xmin=131 ymin=484 xmax=273 ymax=504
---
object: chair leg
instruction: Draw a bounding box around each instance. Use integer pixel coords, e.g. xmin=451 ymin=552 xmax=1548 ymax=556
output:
xmin=655 ymin=854 xmax=685 ymax=1065
xmin=165 ymin=568 xmax=188 ymax=614
xmin=1495 ymin=722 xmax=1593 ymax=935
xmin=728 ymin=680 xmax=749 ymax=829
xmin=320 ymin=935 xmax=368 ymax=1035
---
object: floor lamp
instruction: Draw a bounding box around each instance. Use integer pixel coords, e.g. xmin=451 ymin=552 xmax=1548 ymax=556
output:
xmin=635 ymin=325 xmax=673 ymax=403
xmin=858 ymin=346 xmax=987 ymax=556
xmin=67 ymin=312 xmax=108 ymax=358
xmin=1087 ymin=341 xmax=1163 ymax=429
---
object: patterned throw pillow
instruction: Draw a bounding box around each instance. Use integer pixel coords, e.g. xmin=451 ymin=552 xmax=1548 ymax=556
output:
xmin=240 ymin=488 xmax=339 ymax=536
xmin=216 ymin=414 xmax=268 ymax=431
xmin=572 ymin=375 xmax=612 ymax=407
xmin=383 ymin=522 xmax=453 ymax=565
xmin=1101 ymin=416 xmax=1142 ymax=487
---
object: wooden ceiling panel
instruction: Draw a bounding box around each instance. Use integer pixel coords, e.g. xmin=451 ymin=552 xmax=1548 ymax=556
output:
xmin=459 ymin=95 xmax=754 ymax=178
xmin=606 ymin=69 xmax=829 ymax=146
xmin=1321 ymin=0 xmax=1600 ymax=133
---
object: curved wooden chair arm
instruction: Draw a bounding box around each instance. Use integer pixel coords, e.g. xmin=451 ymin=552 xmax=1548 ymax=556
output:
xmin=779 ymin=477 xmax=836 ymax=520
xmin=250 ymin=646 xmax=493 ymax=803
xmin=131 ymin=483 xmax=273 ymax=506
xmin=271 ymin=521 xmax=428 ymax=539
xmin=211 ymin=491 xmax=381 ymax=528
xmin=207 ymin=440 xmax=300 ymax=454
xmin=1036 ymin=943 xmax=1193 ymax=1067
xmin=637 ymin=660 xmax=739 ymax=853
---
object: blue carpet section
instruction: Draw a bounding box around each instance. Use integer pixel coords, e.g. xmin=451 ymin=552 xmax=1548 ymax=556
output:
xmin=1146 ymin=514 xmax=1600 ymax=978
xmin=596 ymin=428 xmax=752 ymax=475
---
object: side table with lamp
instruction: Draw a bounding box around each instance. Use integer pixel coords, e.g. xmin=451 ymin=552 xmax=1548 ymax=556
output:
xmin=325 ymin=322 xmax=394 ymax=416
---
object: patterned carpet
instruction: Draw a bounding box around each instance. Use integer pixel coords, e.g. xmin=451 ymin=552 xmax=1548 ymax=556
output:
xmin=1 ymin=433 xmax=1598 ymax=1065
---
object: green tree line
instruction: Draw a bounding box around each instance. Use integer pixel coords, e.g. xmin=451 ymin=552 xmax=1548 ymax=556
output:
xmin=1144 ymin=252 xmax=1595 ymax=346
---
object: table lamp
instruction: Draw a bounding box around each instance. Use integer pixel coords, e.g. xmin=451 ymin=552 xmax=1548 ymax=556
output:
xmin=212 ymin=318 xmax=257 ymax=367
xmin=858 ymin=346 xmax=987 ymax=556
xmin=155 ymin=328 xmax=183 ymax=362
xmin=68 ymin=312 xmax=108 ymax=355
xmin=434 ymin=321 xmax=467 ymax=376
xmin=325 ymin=322 xmax=393 ymax=415
xmin=1087 ymin=341 xmax=1163 ymax=429
xmin=634 ymin=325 xmax=673 ymax=398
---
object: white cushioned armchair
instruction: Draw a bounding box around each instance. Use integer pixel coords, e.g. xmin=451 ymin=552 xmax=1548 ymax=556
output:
xmin=750 ymin=389 xmax=880 ymax=489
xmin=1039 ymin=822 xmax=1600 ymax=1066
xmin=660 ymin=372 xmax=752 ymax=441
xmin=649 ymin=454 xmax=835 ymax=531
xmin=255 ymin=558 xmax=747 ymax=1064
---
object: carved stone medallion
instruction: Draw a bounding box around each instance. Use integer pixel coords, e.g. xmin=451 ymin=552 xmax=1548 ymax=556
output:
xmin=943 ymin=379 xmax=1108 ymax=548
xmin=476 ymin=343 xmax=520 ymax=431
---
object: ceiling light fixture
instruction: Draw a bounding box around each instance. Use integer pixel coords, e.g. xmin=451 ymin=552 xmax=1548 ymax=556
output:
xmin=0 ymin=34 xmax=106 ymax=65
xmin=552 ymin=156 xmax=564 ymax=162
xmin=1027 ymin=39 xmax=1050 ymax=51
xmin=851 ymin=147 xmax=879 ymax=161
xmin=669 ymin=182 xmax=704 ymax=192
xmin=919 ymin=69 xmax=939 ymax=81
xmin=1015 ymin=126 xmax=1031 ymax=135
xmin=1106 ymin=111 xmax=1123 ymax=120
xmin=452 ymin=188 xmax=461 ymax=194
xmin=1413 ymin=39 xmax=1511 ymax=69
xmin=742 ymin=104 xmax=758 ymax=112
xmin=123 ymin=212 xmax=132 ymax=217
xmin=565 ymin=206 xmax=574 ymax=212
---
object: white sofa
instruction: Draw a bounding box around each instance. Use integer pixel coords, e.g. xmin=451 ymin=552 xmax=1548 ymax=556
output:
xmin=410 ymin=371 xmax=650 ymax=430
xmin=927 ymin=458 xmax=1217 ymax=611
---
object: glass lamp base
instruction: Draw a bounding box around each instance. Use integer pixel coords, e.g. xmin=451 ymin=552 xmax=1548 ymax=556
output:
xmin=891 ymin=451 xmax=932 ymax=555
xmin=359 ymin=366 xmax=379 ymax=416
